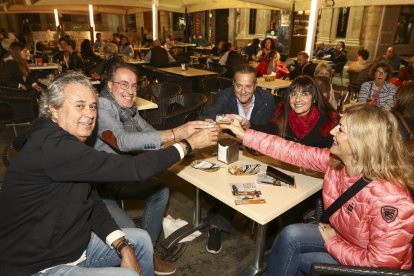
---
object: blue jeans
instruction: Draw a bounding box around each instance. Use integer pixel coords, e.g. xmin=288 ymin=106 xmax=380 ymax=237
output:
xmin=268 ymin=223 xmax=338 ymax=276
xmin=103 ymin=184 xmax=169 ymax=246
xmin=36 ymin=228 xmax=154 ymax=276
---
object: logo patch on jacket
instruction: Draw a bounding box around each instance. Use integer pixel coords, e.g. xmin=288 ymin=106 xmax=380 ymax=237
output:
xmin=381 ymin=206 xmax=398 ymax=223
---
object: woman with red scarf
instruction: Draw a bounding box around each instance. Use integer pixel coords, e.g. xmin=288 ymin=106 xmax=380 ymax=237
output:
xmin=256 ymin=50 xmax=289 ymax=79
xmin=254 ymin=75 xmax=339 ymax=148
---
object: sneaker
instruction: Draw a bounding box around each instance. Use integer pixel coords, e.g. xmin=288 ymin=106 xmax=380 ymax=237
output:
xmin=206 ymin=227 xmax=222 ymax=254
xmin=154 ymin=254 xmax=176 ymax=275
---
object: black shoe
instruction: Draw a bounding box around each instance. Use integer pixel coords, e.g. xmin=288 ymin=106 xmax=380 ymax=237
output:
xmin=206 ymin=227 xmax=222 ymax=254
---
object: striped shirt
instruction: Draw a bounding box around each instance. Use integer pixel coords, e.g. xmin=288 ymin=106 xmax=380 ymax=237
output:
xmin=358 ymin=81 xmax=396 ymax=110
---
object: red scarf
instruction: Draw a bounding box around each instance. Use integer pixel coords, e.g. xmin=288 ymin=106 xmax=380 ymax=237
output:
xmin=289 ymin=107 xmax=320 ymax=139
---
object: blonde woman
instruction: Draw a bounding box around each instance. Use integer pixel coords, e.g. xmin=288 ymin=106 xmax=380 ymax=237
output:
xmin=222 ymin=104 xmax=414 ymax=275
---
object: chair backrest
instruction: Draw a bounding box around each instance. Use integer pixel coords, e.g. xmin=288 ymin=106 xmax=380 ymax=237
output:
xmin=140 ymin=82 xmax=182 ymax=102
xmin=162 ymin=93 xmax=208 ymax=130
xmin=217 ymin=77 xmax=233 ymax=91
xmin=0 ymin=86 xmax=35 ymax=123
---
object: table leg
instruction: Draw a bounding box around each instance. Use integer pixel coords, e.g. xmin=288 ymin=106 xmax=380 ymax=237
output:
xmin=193 ymin=187 xmax=201 ymax=226
xmin=239 ymin=223 xmax=268 ymax=276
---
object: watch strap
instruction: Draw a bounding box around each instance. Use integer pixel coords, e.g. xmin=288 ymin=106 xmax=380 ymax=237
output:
xmin=115 ymin=239 xmax=133 ymax=257
xmin=180 ymin=139 xmax=192 ymax=155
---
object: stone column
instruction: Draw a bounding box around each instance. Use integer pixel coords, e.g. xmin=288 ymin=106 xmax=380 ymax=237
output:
xmin=255 ymin=9 xmax=271 ymax=37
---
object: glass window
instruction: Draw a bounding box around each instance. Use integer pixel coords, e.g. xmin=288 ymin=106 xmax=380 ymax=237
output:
xmin=336 ymin=7 xmax=350 ymax=38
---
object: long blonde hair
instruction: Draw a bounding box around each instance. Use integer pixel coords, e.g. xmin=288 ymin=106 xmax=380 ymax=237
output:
xmin=331 ymin=104 xmax=414 ymax=189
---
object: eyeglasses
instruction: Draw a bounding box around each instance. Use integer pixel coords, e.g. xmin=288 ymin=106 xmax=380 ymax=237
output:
xmin=375 ymin=71 xmax=386 ymax=76
xmin=112 ymin=81 xmax=138 ymax=91
xmin=289 ymin=91 xmax=312 ymax=98
xmin=233 ymin=82 xmax=255 ymax=93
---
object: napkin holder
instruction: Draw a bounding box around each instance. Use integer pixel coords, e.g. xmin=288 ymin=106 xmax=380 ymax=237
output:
xmin=217 ymin=138 xmax=239 ymax=164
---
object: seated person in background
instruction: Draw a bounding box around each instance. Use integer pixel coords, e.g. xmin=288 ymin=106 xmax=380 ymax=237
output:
xmin=211 ymin=39 xmax=225 ymax=57
xmin=256 ymin=37 xmax=276 ymax=62
xmin=54 ymin=38 xmax=84 ymax=71
xmin=313 ymin=42 xmax=328 ymax=59
xmin=325 ymin=41 xmax=347 ymax=73
xmin=218 ymin=42 xmax=232 ymax=66
xmin=91 ymin=42 xmax=122 ymax=82
xmin=244 ymin=38 xmax=261 ymax=61
xmin=199 ymin=64 xmax=276 ymax=254
xmin=222 ymin=104 xmax=414 ymax=275
xmin=93 ymin=32 xmax=105 ymax=51
xmin=119 ymin=34 xmax=134 ymax=57
xmin=93 ymin=64 xmax=216 ymax=275
xmin=0 ymin=41 xmax=42 ymax=93
xmin=347 ymin=48 xmax=370 ymax=73
xmin=254 ymin=75 xmax=339 ymax=149
xmin=383 ymin=46 xmax=401 ymax=72
xmin=392 ymin=81 xmax=414 ymax=142
xmin=164 ymin=35 xmax=175 ymax=51
xmin=193 ymin=34 xmax=211 ymax=47
xmin=225 ymin=48 xmax=247 ymax=78
xmin=111 ymin=33 xmax=120 ymax=44
xmin=398 ymin=56 xmax=414 ymax=84
xmin=289 ymin=51 xmax=316 ymax=80
xmin=0 ymin=72 xmax=218 ymax=276
xmin=315 ymin=76 xmax=337 ymax=111
xmin=81 ymin=39 xmax=102 ymax=68
xmin=144 ymin=39 xmax=175 ymax=67
xmin=314 ymin=62 xmax=337 ymax=109
xmin=256 ymin=50 xmax=289 ymax=79
xmin=358 ymin=61 xmax=396 ymax=110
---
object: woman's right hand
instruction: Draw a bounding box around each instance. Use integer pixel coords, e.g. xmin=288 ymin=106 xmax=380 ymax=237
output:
xmin=220 ymin=119 xmax=246 ymax=139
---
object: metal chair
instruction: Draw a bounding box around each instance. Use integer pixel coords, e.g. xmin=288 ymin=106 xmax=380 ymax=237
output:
xmin=0 ymin=86 xmax=35 ymax=137
xmin=139 ymin=82 xmax=182 ymax=102
xmin=145 ymin=93 xmax=207 ymax=130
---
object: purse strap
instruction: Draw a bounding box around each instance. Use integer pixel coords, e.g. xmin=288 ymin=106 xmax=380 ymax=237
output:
xmin=320 ymin=177 xmax=371 ymax=223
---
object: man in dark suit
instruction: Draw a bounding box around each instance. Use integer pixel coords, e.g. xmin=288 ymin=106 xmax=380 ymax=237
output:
xmin=201 ymin=63 xmax=276 ymax=127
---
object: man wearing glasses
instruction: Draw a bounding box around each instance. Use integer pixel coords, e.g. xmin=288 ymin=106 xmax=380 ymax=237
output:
xmin=93 ymin=63 xmax=212 ymax=275
xmin=199 ymin=64 xmax=276 ymax=254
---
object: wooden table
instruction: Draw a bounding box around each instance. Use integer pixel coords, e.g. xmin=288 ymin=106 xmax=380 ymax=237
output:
xmin=135 ymin=97 xmax=158 ymax=111
xmin=256 ymin=78 xmax=291 ymax=95
xmin=174 ymin=43 xmax=196 ymax=52
xmin=126 ymin=59 xmax=149 ymax=65
xmin=156 ymin=67 xmax=217 ymax=77
xmin=29 ymin=63 xmax=59 ymax=70
xmin=170 ymin=149 xmax=323 ymax=275
xmin=38 ymin=78 xmax=101 ymax=86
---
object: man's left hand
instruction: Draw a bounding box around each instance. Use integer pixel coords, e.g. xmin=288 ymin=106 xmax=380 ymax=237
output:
xmin=175 ymin=121 xmax=218 ymax=140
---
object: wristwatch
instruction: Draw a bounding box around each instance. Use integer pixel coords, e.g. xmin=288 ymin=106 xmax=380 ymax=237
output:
xmin=180 ymin=139 xmax=192 ymax=155
xmin=115 ymin=238 xmax=134 ymax=257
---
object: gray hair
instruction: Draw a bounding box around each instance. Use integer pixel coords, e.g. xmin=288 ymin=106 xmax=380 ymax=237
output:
xmin=39 ymin=71 xmax=96 ymax=118
xmin=103 ymin=42 xmax=118 ymax=55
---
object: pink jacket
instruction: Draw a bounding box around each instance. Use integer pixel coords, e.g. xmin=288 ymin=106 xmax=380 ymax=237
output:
xmin=244 ymin=129 xmax=414 ymax=269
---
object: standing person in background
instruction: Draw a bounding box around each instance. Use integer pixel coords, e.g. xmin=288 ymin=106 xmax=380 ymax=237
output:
xmin=358 ymin=61 xmax=396 ymax=110
xmin=94 ymin=32 xmax=105 ymax=51
xmin=383 ymin=46 xmax=401 ymax=72
xmin=256 ymin=50 xmax=289 ymax=79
